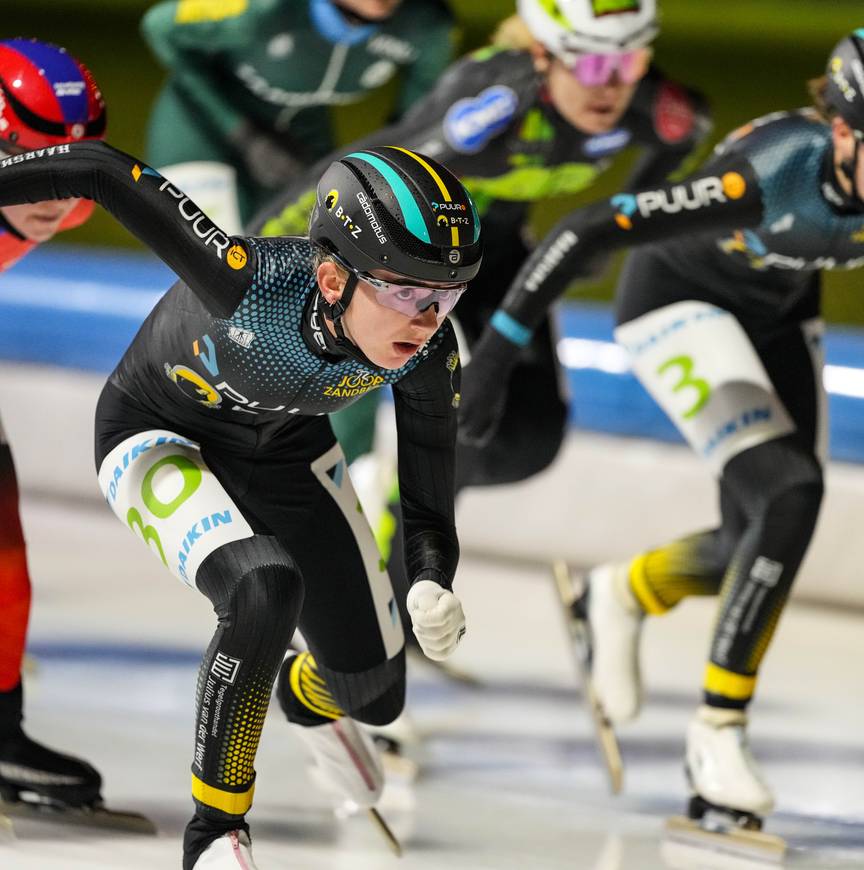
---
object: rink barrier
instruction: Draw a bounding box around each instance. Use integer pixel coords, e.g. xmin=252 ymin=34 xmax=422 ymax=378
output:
xmin=4 ymin=246 xmax=864 ymax=461
xmin=2 ymin=246 xmax=864 ymax=607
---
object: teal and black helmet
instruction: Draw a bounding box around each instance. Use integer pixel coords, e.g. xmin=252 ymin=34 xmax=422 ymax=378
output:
xmin=825 ymin=31 xmax=864 ymax=134
xmin=310 ymin=145 xmax=482 ymax=284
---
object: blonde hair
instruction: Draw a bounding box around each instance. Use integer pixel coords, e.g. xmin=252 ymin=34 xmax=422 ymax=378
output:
xmin=807 ymin=75 xmax=833 ymax=124
xmin=311 ymin=246 xmax=348 ymax=279
xmin=492 ymin=14 xmax=538 ymax=51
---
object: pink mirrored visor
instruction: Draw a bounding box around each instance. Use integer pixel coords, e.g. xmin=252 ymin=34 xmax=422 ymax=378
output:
xmin=362 ymin=272 xmax=467 ymax=318
xmin=568 ymin=47 xmax=651 ymax=87
xmin=331 ymin=252 xmax=468 ymax=318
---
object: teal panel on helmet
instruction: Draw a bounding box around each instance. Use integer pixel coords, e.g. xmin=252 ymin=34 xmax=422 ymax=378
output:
xmin=346 ymin=151 xmax=431 ymax=243
xmin=467 ymin=192 xmax=481 ymax=243
xmin=856 ymin=28 xmax=864 ymax=40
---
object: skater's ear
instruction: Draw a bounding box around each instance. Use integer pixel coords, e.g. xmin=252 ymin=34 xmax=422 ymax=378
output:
xmin=317 ymin=259 xmax=349 ymax=306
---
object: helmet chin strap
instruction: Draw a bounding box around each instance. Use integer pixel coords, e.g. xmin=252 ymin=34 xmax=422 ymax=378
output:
xmin=838 ymin=137 xmax=864 ymax=209
xmin=318 ymin=271 xmax=381 ymax=369
xmin=319 ymin=269 xmax=357 ymax=336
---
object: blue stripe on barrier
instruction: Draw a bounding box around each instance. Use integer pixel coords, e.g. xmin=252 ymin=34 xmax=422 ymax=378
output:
xmin=26 ymin=640 xmax=202 ymax=666
xmin=3 ymin=247 xmax=864 ymax=462
xmin=0 ymin=245 xmax=171 ymax=371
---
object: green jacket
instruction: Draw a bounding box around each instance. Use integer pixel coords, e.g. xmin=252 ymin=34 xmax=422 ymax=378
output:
xmin=142 ymin=0 xmax=454 ymax=161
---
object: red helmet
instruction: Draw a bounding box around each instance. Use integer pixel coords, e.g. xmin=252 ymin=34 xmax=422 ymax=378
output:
xmin=0 ymin=38 xmax=106 ymax=151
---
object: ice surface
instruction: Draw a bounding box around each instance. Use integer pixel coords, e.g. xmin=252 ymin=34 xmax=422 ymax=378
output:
xmin=1 ymin=493 xmax=861 ymax=869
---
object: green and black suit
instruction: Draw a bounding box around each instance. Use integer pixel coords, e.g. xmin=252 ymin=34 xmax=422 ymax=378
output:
xmin=143 ymin=0 xmax=455 ymax=220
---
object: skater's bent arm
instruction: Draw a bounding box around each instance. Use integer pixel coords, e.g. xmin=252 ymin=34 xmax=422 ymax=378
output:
xmin=491 ymin=153 xmax=764 ymax=343
xmin=0 ymin=141 xmax=254 ymax=317
xmin=392 ymin=326 xmax=461 ymax=591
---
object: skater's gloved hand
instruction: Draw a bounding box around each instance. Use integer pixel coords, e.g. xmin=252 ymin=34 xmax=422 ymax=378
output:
xmin=458 ymin=322 xmax=521 ymax=448
xmin=406 ymin=580 xmax=466 ymax=661
xmin=230 ymin=120 xmax=304 ymax=190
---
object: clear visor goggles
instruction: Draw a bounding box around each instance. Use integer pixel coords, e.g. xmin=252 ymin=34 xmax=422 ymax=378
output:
xmin=334 ymin=255 xmax=467 ymax=319
xmin=566 ymin=47 xmax=652 ymax=87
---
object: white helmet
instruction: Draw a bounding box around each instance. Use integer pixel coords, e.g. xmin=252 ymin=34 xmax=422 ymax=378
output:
xmin=518 ymin=0 xmax=658 ymax=59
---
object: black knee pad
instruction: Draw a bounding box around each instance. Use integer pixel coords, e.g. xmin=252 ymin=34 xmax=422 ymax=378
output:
xmin=762 ymin=475 xmax=824 ymax=535
xmin=196 ymin=535 xmax=304 ymax=641
xmin=318 ymin=652 xmax=406 ymax=726
xmin=723 ymin=437 xmax=823 ymax=530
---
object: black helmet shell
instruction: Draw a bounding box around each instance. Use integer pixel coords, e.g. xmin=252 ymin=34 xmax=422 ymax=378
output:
xmin=825 ymin=32 xmax=864 ymax=133
xmin=310 ymin=145 xmax=482 ymax=283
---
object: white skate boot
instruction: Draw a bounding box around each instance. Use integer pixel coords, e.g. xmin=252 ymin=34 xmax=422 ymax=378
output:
xmin=194 ymin=830 xmax=258 ymax=869
xmin=664 ymin=706 xmax=784 ymax=862
xmin=685 ymin=706 xmax=775 ymax=825
xmin=292 ymin=717 xmax=384 ymax=810
xmin=552 ymin=561 xmax=639 ymax=793
xmin=585 ymin=563 xmax=644 ymax=723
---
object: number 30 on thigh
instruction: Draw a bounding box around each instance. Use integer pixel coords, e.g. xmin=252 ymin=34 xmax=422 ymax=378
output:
xmin=126 ymin=455 xmax=203 ymax=566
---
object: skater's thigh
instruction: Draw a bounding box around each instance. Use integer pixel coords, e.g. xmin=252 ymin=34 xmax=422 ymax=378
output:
xmin=615 ymin=302 xmax=795 ymax=477
xmin=274 ymin=441 xmax=405 ymax=674
xmin=97 ymin=429 xmax=257 ymax=588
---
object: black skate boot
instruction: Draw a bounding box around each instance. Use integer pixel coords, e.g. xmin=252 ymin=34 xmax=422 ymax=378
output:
xmin=0 ymin=682 xmax=101 ymax=808
xmin=0 ymin=682 xmax=155 ymax=833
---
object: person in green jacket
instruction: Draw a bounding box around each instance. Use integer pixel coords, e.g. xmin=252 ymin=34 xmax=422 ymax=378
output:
xmin=141 ymin=0 xmax=455 ymax=232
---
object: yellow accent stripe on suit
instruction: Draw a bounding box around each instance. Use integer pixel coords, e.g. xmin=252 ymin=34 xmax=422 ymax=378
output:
xmin=290 ymin=652 xmax=342 ymax=719
xmin=191 ymin=774 xmax=255 ymax=815
xmin=385 ymin=146 xmax=461 ymax=246
xmin=627 ymin=553 xmax=668 ymax=615
xmin=704 ymin=663 xmax=757 ymax=700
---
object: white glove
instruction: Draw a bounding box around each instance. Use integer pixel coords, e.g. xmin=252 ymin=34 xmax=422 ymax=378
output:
xmin=406 ymin=580 xmax=466 ymax=661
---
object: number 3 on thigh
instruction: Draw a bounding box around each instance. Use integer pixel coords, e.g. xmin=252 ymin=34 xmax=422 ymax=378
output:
xmin=657 ymin=354 xmax=711 ymax=420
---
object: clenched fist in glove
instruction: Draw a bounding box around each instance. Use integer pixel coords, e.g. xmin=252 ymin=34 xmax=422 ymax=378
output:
xmin=406 ymin=580 xmax=466 ymax=661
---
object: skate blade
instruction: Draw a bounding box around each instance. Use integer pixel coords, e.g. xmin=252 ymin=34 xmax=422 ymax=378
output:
xmin=551 ymin=560 xmax=624 ymax=795
xmin=0 ymin=798 xmax=157 ymax=835
xmin=368 ymin=807 xmax=402 ymax=857
xmin=664 ymin=815 xmax=786 ymax=866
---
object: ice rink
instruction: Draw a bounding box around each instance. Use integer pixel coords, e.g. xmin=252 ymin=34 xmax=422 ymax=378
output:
xmin=1 ymin=486 xmax=862 ymax=870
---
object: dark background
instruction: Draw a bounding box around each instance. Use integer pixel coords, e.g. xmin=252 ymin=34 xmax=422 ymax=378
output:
xmin=6 ymin=1 xmax=864 ymax=322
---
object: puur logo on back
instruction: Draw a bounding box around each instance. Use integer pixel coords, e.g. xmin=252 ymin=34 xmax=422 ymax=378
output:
xmin=611 ymin=172 xmax=747 ymax=229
